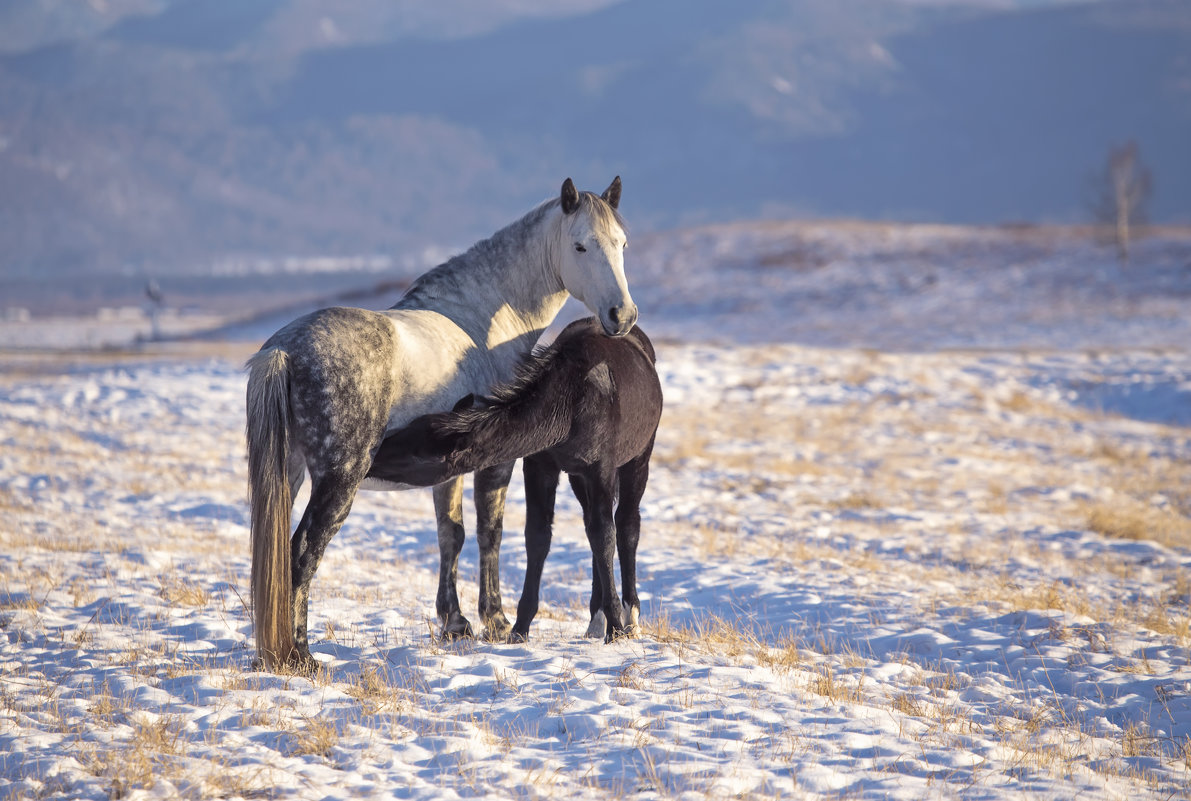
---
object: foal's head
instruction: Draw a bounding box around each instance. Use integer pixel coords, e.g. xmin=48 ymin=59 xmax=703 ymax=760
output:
xmin=555 ymin=177 xmax=637 ymax=337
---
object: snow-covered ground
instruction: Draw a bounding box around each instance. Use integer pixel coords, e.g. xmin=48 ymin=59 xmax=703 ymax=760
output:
xmin=2 ymin=222 xmax=1190 ymax=799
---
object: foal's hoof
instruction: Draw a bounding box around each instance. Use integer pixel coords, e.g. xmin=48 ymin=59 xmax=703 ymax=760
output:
xmin=624 ymin=606 xmax=641 ymax=635
xmin=606 ymin=627 xmax=635 ymax=644
xmin=508 ymin=629 xmax=530 ymax=644
xmin=584 ymin=610 xmax=607 ymax=639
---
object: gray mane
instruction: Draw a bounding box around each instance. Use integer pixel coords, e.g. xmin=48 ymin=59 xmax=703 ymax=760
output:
xmin=391 ymin=193 xmax=623 ymax=311
xmin=392 ymin=201 xmax=556 ymax=310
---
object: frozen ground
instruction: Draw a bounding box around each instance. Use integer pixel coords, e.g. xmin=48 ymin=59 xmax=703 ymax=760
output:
xmin=1 ymin=222 xmax=1190 ymax=799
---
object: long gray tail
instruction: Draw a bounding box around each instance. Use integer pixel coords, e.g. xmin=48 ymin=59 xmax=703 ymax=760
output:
xmin=245 ymin=347 xmax=295 ymax=668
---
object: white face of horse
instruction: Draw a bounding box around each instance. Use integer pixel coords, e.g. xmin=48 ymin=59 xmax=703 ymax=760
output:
xmin=556 ymin=177 xmax=638 ymax=337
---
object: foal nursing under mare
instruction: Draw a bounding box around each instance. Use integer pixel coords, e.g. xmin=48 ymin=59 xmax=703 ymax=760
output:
xmin=246 ymin=178 xmax=634 ymax=671
xmin=368 ymin=317 xmax=663 ymax=642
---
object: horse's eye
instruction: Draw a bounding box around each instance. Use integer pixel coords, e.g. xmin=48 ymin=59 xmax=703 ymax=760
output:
xmin=622 ymin=241 xmax=628 ymax=250
xmin=574 ymin=243 xmax=587 ymax=253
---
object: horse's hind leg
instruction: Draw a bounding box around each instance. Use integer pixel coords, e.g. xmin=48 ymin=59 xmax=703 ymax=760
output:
xmin=287 ymin=448 xmax=306 ymax=500
xmin=615 ymin=438 xmax=654 ymax=634
xmin=578 ymin=470 xmax=626 ymax=643
xmin=289 ymin=472 xmax=360 ymax=670
xmin=433 ymin=477 xmax=473 ymax=639
xmin=512 ymin=457 xmax=560 ymax=642
xmin=475 ymin=460 xmax=515 ymax=641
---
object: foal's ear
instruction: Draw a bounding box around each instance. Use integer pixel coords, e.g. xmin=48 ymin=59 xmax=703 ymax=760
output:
xmin=601 ymin=176 xmax=621 ymax=210
xmin=451 ymin=394 xmax=475 ymax=413
xmin=560 ymin=177 xmax=580 ymax=215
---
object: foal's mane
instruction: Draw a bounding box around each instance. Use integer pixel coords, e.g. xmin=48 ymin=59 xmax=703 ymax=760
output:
xmin=434 ymin=334 xmax=569 ymax=437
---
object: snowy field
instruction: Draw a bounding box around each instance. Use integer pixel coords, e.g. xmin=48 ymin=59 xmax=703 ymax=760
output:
xmin=2 ymin=222 xmax=1191 ymax=799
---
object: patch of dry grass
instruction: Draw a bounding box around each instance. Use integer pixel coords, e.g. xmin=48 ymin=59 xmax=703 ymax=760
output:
xmin=646 ymin=613 xmax=806 ymax=677
xmin=830 ymin=491 xmax=883 ymax=511
xmin=158 ymin=578 xmax=211 ymax=607
xmin=344 ymin=663 xmax=409 ymax=715
xmin=287 ymin=714 xmax=341 ymax=758
xmin=1083 ymin=501 xmax=1191 ymax=549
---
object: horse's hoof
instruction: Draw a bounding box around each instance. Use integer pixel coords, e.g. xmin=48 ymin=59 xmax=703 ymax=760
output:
xmin=508 ymin=629 xmax=530 ymax=644
xmin=439 ymin=615 xmax=474 ymax=641
xmin=253 ymin=650 xmax=322 ymax=675
xmin=481 ymin=614 xmax=512 ymax=643
xmin=284 ymin=650 xmax=323 ymax=676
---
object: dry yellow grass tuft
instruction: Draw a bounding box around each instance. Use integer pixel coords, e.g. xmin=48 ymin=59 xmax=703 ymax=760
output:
xmin=288 ymin=715 xmax=341 ymax=757
xmin=158 ymin=578 xmax=211 ymax=607
xmin=1083 ymin=501 xmax=1191 ymax=549
xmin=830 ymin=491 xmax=883 ymax=511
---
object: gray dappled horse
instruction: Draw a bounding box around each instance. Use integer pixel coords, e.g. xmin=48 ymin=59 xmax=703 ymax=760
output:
xmin=246 ymin=178 xmax=634 ymax=671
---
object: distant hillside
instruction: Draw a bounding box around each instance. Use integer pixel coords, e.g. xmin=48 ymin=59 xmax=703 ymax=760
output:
xmin=0 ymin=0 xmax=1187 ymax=279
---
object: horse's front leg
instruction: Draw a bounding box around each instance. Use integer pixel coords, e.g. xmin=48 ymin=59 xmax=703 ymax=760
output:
xmin=433 ymin=477 xmax=473 ymax=639
xmin=475 ymin=460 xmax=515 ymax=641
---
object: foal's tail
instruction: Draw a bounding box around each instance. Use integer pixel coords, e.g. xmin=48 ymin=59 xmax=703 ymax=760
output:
xmin=245 ymin=347 xmax=295 ymax=669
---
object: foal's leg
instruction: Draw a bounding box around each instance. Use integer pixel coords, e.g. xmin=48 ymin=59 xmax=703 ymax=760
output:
xmin=289 ymin=472 xmax=360 ymax=671
xmin=615 ymin=439 xmax=654 ymax=634
xmin=511 ymin=457 xmax=560 ymax=642
xmin=475 ymin=461 xmax=515 ymax=641
xmin=433 ymin=476 xmax=473 ymax=639
xmin=569 ymin=475 xmax=606 ymax=639
xmin=579 ymin=469 xmax=626 ymax=643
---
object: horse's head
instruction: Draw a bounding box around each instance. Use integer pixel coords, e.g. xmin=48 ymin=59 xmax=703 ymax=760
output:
xmin=555 ymin=177 xmax=637 ymax=337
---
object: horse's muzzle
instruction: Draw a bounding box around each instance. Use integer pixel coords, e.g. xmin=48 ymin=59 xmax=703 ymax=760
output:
xmin=601 ymin=303 xmax=638 ymax=337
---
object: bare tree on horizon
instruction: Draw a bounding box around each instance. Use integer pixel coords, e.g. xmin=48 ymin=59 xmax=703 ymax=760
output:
xmin=1090 ymin=140 xmax=1152 ymax=263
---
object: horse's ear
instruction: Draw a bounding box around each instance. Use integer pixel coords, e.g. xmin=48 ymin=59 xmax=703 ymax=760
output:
xmin=560 ymin=178 xmax=580 ymax=215
xmin=451 ymin=394 xmax=475 ymax=413
xmin=601 ymin=176 xmax=621 ymax=210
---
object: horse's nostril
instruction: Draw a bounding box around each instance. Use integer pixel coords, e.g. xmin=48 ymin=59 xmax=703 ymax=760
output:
xmin=609 ymin=307 xmax=620 ymax=324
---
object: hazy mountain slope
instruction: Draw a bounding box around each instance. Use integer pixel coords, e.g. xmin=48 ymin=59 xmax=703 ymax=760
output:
xmin=0 ymin=0 xmax=1186 ymax=279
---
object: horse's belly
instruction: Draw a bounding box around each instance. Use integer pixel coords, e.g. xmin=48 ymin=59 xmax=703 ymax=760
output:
xmin=358 ymin=477 xmax=421 ymax=492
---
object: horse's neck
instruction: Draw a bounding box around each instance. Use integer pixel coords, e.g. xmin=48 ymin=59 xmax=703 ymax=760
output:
xmin=396 ymin=207 xmax=567 ymax=359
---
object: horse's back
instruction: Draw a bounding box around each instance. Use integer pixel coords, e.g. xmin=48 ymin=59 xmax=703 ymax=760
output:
xmin=552 ymin=319 xmax=662 ymax=467
xmin=264 ymin=306 xmax=384 ymax=357
xmin=258 ymin=306 xmax=481 ymax=476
